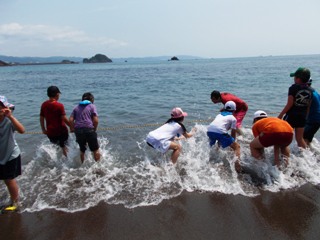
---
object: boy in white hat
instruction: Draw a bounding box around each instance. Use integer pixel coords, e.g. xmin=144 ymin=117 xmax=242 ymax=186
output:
xmin=251 ymin=110 xmax=293 ymax=167
xmin=0 ymin=96 xmax=25 ymax=212
xmin=207 ymin=101 xmax=241 ymax=172
xmin=146 ymin=107 xmax=196 ymax=164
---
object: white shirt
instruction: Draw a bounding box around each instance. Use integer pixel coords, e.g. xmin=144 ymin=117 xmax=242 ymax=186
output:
xmin=148 ymin=122 xmax=184 ymax=141
xmin=207 ymin=113 xmax=237 ymax=134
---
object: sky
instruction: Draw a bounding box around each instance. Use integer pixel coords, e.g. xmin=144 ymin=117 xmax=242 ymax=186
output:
xmin=0 ymin=0 xmax=320 ymax=58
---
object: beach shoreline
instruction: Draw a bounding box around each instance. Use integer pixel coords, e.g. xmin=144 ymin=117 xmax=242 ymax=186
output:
xmin=1 ymin=183 xmax=319 ymax=240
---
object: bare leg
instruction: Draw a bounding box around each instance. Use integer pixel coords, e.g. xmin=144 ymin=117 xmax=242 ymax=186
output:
xmin=169 ymin=142 xmax=181 ymax=164
xmin=62 ymin=146 xmax=68 ymax=157
xmin=4 ymin=179 xmax=19 ymax=203
xmin=93 ymin=149 xmax=101 ymax=162
xmin=80 ymin=151 xmax=85 ymax=163
xmin=295 ymin=128 xmax=307 ymax=149
xmin=230 ymin=142 xmax=241 ymax=172
xmin=281 ymin=145 xmax=290 ymax=166
xmin=250 ymin=137 xmax=265 ymax=159
xmin=274 ymin=145 xmax=280 ymax=167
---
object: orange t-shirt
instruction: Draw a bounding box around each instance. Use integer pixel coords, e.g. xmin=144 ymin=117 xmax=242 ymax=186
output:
xmin=252 ymin=117 xmax=293 ymax=137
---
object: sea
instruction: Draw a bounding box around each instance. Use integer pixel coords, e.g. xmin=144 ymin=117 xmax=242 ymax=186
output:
xmin=1 ymin=55 xmax=320 ymax=212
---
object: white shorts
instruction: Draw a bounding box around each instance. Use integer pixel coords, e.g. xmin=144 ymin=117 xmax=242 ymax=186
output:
xmin=146 ymin=135 xmax=171 ymax=153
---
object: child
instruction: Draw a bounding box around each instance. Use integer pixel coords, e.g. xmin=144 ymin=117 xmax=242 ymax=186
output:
xmin=146 ymin=107 xmax=196 ymax=164
xmin=69 ymin=92 xmax=100 ymax=163
xmin=278 ymin=67 xmax=313 ymax=148
xmin=0 ymin=96 xmax=25 ymax=211
xmin=211 ymin=90 xmax=248 ymax=135
xmin=40 ymin=86 xmax=71 ymax=157
xmin=251 ymin=111 xmax=293 ymax=168
xmin=207 ymin=101 xmax=241 ymax=172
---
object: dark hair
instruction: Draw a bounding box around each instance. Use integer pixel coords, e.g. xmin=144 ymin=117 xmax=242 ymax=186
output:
xmin=166 ymin=118 xmax=187 ymax=132
xmin=82 ymin=92 xmax=94 ymax=103
xmin=211 ymin=90 xmax=221 ymax=99
xmin=47 ymin=86 xmax=61 ymax=98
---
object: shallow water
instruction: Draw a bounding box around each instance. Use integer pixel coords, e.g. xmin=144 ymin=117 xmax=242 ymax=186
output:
xmin=1 ymin=55 xmax=320 ymax=211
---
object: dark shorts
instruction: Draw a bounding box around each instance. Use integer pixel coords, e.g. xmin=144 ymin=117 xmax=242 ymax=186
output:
xmin=75 ymin=128 xmax=99 ymax=153
xmin=0 ymin=155 xmax=21 ymax=180
xmin=207 ymin=132 xmax=234 ymax=148
xmin=48 ymin=133 xmax=69 ymax=148
xmin=284 ymin=114 xmax=306 ymax=128
xmin=259 ymin=132 xmax=293 ymax=148
xmin=304 ymin=122 xmax=320 ymax=142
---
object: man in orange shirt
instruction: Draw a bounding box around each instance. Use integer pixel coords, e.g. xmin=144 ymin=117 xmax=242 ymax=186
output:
xmin=250 ymin=111 xmax=294 ymax=167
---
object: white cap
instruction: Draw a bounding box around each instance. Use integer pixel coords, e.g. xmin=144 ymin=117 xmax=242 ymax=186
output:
xmin=224 ymin=101 xmax=236 ymax=111
xmin=253 ymin=110 xmax=268 ymax=119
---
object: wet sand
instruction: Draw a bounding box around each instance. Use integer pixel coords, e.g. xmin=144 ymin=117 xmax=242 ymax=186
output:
xmin=1 ymin=183 xmax=320 ymax=240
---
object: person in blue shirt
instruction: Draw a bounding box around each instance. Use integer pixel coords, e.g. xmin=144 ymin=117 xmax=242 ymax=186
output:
xmin=304 ymin=79 xmax=320 ymax=146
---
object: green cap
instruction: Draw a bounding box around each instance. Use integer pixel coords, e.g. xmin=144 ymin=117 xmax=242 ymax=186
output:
xmin=290 ymin=67 xmax=311 ymax=82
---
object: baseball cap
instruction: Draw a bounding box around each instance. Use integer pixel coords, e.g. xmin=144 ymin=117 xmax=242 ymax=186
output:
xmin=224 ymin=101 xmax=236 ymax=111
xmin=0 ymin=95 xmax=15 ymax=108
xmin=253 ymin=110 xmax=268 ymax=120
xmin=47 ymin=86 xmax=61 ymax=97
xmin=290 ymin=67 xmax=311 ymax=82
xmin=171 ymin=107 xmax=188 ymax=118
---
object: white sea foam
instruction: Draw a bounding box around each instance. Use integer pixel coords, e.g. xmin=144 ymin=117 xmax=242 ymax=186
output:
xmin=2 ymin=125 xmax=320 ymax=213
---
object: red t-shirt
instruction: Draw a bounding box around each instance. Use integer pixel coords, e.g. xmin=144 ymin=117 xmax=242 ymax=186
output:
xmin=40 ymin=100 xmax=68 ymax=137
xmin=220 ymin=92 xmax=248 ymax=113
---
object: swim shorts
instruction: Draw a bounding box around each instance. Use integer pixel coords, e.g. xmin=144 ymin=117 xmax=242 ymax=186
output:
xmin=0 ymin=155 xmax=21 ymax=180
xmin=75 ymin=128 xmax=99 ymax=153
xmin=207 ymin=132 xmax=234 ymax=148
xmin=259 ymin=132 xmax=293 ymax=148
xmin=304 ymin=122 xmax=320 ymax=142
xmin=284 ymin=114 xmax=306 ymax=128
xmin=146 ymin=135 xmax=171 ymax=154
xmin=234 ymin=110 xmax=247 ymax=128
xmin=48 ymin=133 xmax=69 ymax=148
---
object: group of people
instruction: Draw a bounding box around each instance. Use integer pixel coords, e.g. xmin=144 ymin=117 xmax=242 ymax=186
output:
xmin=146 ymin=67 xmax=319 ymax=173
xmin=0 ymin=67 xmax=319 ymax=212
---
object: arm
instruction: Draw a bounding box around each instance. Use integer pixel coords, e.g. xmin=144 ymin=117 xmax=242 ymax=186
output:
xmin=5 ymin=109 xmax=25 ymax=134
xmin=278 ymin=95 xmax=294 ymax=119
xmin=62 ymin=115 xmax=71 ymax=128
xmin=93 ymin=115 xmax=99 ymax=131
xmin=69 ymin=115 xmax=75 ymax=132
xmin=40 ymin=115 xmax=47 ymax=134
xmin=182 ymin=127 xmax=197 ymax=139
xmin=231 ymin=129 xmax=236 ymax=139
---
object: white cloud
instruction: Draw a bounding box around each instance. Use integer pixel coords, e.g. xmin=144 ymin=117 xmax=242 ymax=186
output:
xmin=0 ymin=23 xmax=127 ymax=56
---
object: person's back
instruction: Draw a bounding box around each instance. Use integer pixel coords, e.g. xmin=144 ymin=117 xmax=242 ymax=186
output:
xmin=252 ymin=117 xmax=293 ymax=137
xmin=307 ymin=88 xmax=320 ymax=123
xmin=40 ymin=100 xmax=68 ymax=137
xmin=208 ymin=112 xmax=236 ymax=134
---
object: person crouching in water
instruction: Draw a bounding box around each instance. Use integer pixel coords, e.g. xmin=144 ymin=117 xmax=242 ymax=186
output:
xmin=250 ymin=111 xmax=294 ymax=168
xmin=207 ymin=101 xmax=241 ymax=172
xmin=146 ymin=107 xmax=196 ymax=164
xmin=69 ymin=92 xmax=100 ymax=163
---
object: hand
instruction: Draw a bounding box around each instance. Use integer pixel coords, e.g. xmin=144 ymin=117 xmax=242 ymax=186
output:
xmin=2 ymin=108 xmax=12 ymax=117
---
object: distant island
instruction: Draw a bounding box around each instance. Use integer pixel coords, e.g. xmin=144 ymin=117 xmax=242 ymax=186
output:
xmin=170 ymin=56 xmax=179 ymax=61
xmin=83 ymin=54 xmax=112 ymax=63
xmin=0 ymin=59 xmax=78 ymax=66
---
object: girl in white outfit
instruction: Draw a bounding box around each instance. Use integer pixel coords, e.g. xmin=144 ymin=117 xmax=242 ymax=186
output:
xmin=146 ymin=107 xmax=196 ymax=163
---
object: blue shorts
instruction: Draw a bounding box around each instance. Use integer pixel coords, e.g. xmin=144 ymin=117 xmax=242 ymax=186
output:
xmin=207 ymin=132 xmax=234 ymax=148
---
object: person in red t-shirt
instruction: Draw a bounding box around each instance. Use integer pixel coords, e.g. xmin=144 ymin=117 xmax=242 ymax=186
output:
xmin=40 ymin=86 xmax=71 ymax=157
xmin=211 ymin=90 xmax=248 ymax=135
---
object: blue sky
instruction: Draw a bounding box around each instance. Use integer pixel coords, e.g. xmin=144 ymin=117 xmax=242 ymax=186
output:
xmin=1 ymin=0 xmax=320 ymax=58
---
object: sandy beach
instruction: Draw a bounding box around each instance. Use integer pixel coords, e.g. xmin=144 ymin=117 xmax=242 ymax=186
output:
xmin=0 ymin=183 xmax=319 ymax=240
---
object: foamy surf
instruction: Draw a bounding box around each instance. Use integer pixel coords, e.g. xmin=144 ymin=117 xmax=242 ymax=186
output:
xmin=1 ymin=125 xmax=320 ymax=213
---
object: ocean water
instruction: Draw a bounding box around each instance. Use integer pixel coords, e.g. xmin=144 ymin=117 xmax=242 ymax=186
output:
xmin=1 ymin=55 xmax=320 ymax=212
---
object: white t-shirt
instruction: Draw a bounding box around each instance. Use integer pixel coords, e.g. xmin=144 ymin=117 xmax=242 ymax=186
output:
xmin=207 ymin=113 xmax=237 ymax=134
xmin=146 ymin=121 xmax=185 ymax=153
